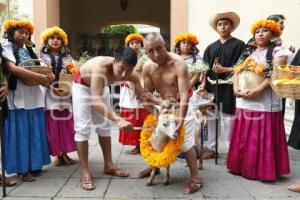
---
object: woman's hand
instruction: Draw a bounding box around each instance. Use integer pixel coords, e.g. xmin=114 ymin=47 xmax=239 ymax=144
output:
xmin=0 ymin=83 xmax=8 ymax=102
xmin=234 ymin=86 xmax=243 ymax=98
xmin=243 ymin=88 xmax=262 ymax=99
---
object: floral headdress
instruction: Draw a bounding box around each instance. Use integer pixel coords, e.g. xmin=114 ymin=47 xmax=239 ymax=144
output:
xmin=250 ymin=19 xmax=282 ymax=37
xmin=125 ymin=33 xmax=144 ymax=46
xmin=2 ymin=19 xmax=34 ymax=35
xmin=40 ymin=26 xmax=68 ymax=45
xmin=174 ymin=33 xmax=199 ymax=46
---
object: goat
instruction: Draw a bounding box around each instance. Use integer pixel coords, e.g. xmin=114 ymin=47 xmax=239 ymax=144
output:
xmin=146 ymin=101 xmax=178 ymax=186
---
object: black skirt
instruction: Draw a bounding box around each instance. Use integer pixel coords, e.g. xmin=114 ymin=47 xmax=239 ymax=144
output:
xmin=288 ymin=100 xmax=300 ymax=150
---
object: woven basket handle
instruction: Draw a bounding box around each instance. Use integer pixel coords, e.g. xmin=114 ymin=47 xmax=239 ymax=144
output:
xmin=18 ymin=59 xmax=50 ymax=67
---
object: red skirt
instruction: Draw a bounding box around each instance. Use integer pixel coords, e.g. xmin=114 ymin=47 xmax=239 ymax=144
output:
xmin=119 ymin=107 xmax=149 ymax=145
xmin=227 ymin=108 xmax=290 ymax=181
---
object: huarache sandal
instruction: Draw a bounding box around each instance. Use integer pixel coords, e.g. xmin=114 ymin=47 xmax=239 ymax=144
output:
xmin=80 ymin=176 xmax=96 ymax=191
xmin=103 ymin=167 xmax=130 ymax=177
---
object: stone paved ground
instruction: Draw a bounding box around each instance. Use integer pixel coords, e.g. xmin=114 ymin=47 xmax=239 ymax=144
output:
xmin=1 ymin=106 xmax=300 ymax=200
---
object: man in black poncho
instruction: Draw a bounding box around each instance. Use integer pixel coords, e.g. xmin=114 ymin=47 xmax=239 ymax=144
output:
xmin=201 ymin=12 xmax=245 ymax=159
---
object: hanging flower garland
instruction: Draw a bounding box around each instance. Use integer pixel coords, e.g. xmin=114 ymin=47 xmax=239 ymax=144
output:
xmin=140 ymin=114 xmax=185 ymax=168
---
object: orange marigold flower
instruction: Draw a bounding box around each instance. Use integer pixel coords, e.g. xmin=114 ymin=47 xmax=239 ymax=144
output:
xmin=65 ymin=62 xmax=78 ymax=76
xmin=174 ymin=32 xmax=199 ymax=46
xmin=125 ymin=33 xmax=144 ymax=46
xmin=2 ymin=19 xmax=34 ymax=35
xmin=250 ymin=19 xmax=281 ymax=37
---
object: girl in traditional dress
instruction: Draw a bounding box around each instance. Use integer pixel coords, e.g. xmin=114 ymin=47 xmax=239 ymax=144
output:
xmin=173 ymin=33 xmax=208 ymax=169
xmin=1 ymin=19 xmax=53 ymax=182
xmin=39 ymin=27 xmax=77 ymax=166
xmin=119 ymin=33 xmax=149 ymax=154
xmin=227 ymin=19 xmax=290 ymax=181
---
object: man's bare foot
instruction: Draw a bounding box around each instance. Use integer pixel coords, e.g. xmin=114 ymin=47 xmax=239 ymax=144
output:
xmin=203 ymin=150 xmax=216 ymax=160
xmin=288 ymin=183 xmax=300 ymax=192
xmin=104 ymin=166 xmax=130 ymax=177
xmin=137 ymin=168 xmax=160 ymax=179
xmin=80 ymin=175 xmax=96 ymax=190
xmin=184 ymin=177 xmax=203 ymax=194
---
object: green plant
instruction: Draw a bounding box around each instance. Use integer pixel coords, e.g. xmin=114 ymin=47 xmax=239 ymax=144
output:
xmin=102 ymin=24 xmax=137 ymax=35
xmin=75 ymin=51 xmax=93 ymax=67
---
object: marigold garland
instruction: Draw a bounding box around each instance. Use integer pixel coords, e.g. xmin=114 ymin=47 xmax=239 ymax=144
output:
xmin=234 ymin=57 xmax=266 ymax=76
xmin=125 ymin=33 xmax=144 ymax=46
xmin=2 ymin=19 xmax=34 ymax=35
xmin=140 ymin=114 xmax=185 ymax=168
xmin=174 ymin=33 xmax=199 ymax=46
xmin=250 ymin=19 xmax=282 ymax=37
xmin=40 ymin=26 xmax=68 ymax=45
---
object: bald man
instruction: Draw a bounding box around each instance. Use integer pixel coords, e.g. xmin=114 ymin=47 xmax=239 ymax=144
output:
xmin=139 ymin=33 xmax=202 ymax=194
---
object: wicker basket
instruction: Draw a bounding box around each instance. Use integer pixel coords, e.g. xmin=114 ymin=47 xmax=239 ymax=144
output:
xmin=19 ymin=59 xmax=52 ymax=86
xmin=57 ymin=73 xmax=73 ymax=96
xmin=272 ymin=65 xmax=300 ymax=80
xmin=270 ymin=81 xmax=300 ymax=100
xmin=238 ymin=71 xmax=264 ymax=93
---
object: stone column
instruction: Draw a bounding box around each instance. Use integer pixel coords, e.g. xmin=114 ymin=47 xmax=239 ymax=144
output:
xmin=32 ymin=0 xmax=60 ymax=49
xmin=170 ymin=0 xmax=188 ymax=47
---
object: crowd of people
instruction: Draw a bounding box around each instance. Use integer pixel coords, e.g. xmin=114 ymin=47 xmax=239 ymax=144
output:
xmin=0 ymin=2 xmax=300 ymax=195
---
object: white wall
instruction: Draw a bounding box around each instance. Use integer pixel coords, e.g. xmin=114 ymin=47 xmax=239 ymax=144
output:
xmin=188 ymin=0 xmax=300 ymax=56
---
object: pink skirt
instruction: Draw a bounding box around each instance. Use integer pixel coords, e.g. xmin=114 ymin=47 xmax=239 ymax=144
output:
xmin=45 ymin=109 xmax=76 ymax=156
xmin=227 ymin=108 xmax=290 ymax=181
xmin=119 ymin=107 xmax=149 ymax=146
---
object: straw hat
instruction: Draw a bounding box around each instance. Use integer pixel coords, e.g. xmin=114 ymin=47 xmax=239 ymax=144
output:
xmin=209 ymin=11 xmax=240 ymax=32
xmin=0 ymin=3 xmax=7 ymax=13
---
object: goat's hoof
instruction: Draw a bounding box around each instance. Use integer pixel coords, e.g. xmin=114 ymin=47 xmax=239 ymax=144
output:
xmin=146 ymin=181 xmax=154 ymax=186
xmin=163 ymin=179 xmax=171 ymax=185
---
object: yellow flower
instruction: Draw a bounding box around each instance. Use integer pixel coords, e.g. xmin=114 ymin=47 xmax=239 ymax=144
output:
xmin=174 ymin=32 xmax=199 ymax=46
xmin=140 ymin=114 xmax=185 ymax=168
xmin=125 ymin=33 xmax=144 ymax=46
xmin=250 ymin=19 xmax=281 ymax=37
xmin=40 ymin=26 xmax=68 ymax=45
xmin=2 ymin=19 xmax=34 ymax=35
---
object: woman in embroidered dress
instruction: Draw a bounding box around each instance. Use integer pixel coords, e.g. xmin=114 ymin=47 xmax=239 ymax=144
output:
xmin=173 ymin=33 xmax=208 ymax=169
xmin=119 ymin=33 xmax=149 ymax=154
xmin=39 ymin=27 xmax=77 ymax=166
xmin=1 ymin=19 xmax=53 ymax=182
xmin=227 ymin=19 xmax=290 ymax=181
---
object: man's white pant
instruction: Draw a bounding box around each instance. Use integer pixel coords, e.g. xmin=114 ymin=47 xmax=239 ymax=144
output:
xmin=182 ymin=94 xmax=198 ymax=153
xmin=205 ymin=111 xmax=234 ymax=150
xmin=72 ymin=82 xmax=113 ymax=142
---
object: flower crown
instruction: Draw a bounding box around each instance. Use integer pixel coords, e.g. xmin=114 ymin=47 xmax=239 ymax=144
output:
xmin=174 ymin=33 xmax=199 ymax=46
xmin=251 ymin=19 xmax=282 ymax=37
xmin=40 ymin=26 xmax=68 ymax=45
xmin=2 ymin=19 xmax=34 ymax=35
xmin=125 ymin=33 xmax=144 ymax=46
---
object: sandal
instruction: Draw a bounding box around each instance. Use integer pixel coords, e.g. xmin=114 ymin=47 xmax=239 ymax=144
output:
xmin=21 ymin=173 xmax=36 ymax=182
xmin=137 ymin=168 xmax=160 ymax=179
xmin=129 ymin=146 xmax=140 ymax=155
xmin=103 ymin=167 xmax=130 ymax=177
xmin=80 ymin=176 xmax=96 ymax=191
xmin=54 ymin=156 xmax=65 ymax=167
xmin=0 ymin=176 xmax=17 ymax=187
xmin=184 ymin=178 xmax=203 ymax=194
xmin=62 ymin=154 xmax=78 ymax=165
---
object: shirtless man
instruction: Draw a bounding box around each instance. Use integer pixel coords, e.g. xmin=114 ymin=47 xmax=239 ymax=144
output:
xmin=72 ymin=47 xmax=149 ymax=190
xmin=139 ymin=33 xmax=203 ymax=194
